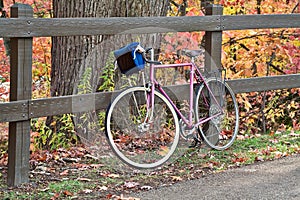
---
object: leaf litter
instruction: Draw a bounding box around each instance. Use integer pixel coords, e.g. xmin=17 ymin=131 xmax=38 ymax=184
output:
xmin=0 ymin=131 xmax=299 ymax=199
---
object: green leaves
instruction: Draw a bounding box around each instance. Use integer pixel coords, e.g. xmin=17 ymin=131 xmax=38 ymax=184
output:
xmin=31 ymin=115 xmax=78 ymax=151
xmin=98 ymin=52 xmax=115 ymax=92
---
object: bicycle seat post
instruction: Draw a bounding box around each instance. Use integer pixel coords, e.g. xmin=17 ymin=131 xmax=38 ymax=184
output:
xmin=191 ymin=56 xmax=195 ymax=63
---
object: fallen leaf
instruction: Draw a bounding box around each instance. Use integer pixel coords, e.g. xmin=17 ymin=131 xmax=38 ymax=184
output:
xmin=269 ymin=139 xmax=279 ymax=144
xmin=236 ymin=135 xmax=245 ymax=140
xmin=171 ymin=176 xmax=183 ymax=181
xmin=51 ymin=192 xmax=60 ymax=200
xmin=107 ymin=173 xmax=120 ymax=178
xmin=84 ymin=154 xmax=99 ymax=160
xmin=77 ymin=177 xmax=91 ymax=182
xmin=232 ymin=157 xmax=247 ymax=163
xmin=141 ymin=185 xmax=153 ymax=190
xmin=59 ymin=170 xmax=69 ymax=176
xmin=274 ymin=151 xmax=283 ymax=159
xmin=267 ymin=146 xmax=277 ymax=152
xmin=111 ymin=194 xmax=141 ymax=200
xmin=63 ymin=190 xmax=73 ymax=196
xmin=255 ymin=156 xmax=264 ymax=161
xmin=261 ymin=149 xmax=271 ymax=156
xmin=82 ymin=189 xmax=93 ymax=194
xmin=158 ymin=146 xmax=169 ymax=156
xmin=198 ymin=153 xmax=207 ymax=159
xmin=99 ymin=186 xmax=108 ymax=191
xmin=255 ymin=134 xmax=262 ymax=137
xmin=124 ymin=181 xmax=139 ymax=188
xmin=39 ymin=187 xmax=50 ymax=192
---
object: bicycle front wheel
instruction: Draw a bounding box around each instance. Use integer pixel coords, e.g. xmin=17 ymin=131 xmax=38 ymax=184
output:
xmin=195 ymin=78 xmax=239 ymax=150
xmin=105 ymin=87 xmax=180 ymax=169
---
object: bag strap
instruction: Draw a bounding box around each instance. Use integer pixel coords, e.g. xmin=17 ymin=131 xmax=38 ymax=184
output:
xmin=132 ymin=44 xmax=145 ymax=59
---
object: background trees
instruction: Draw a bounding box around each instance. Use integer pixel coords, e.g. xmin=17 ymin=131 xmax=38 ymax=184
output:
xmin=162 ymin=0 xmax=300 ymax=133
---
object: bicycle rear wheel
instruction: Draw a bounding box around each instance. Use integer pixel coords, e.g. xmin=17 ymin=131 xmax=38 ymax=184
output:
xmin=105 ymin=86 xmax=180 ymax=169
xmin=195 ymin=78 xmax=239 ymax=150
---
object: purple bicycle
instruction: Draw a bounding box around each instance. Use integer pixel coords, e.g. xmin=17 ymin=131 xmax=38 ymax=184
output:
xmin=105 ymin=43 xmax=239 ymax=169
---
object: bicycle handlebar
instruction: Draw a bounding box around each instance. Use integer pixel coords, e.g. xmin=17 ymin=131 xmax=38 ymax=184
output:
xmin=142 ymin=47 xmax=162 ymax=65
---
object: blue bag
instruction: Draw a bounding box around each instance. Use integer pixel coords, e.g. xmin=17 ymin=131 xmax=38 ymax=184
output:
xmin=114 ymin=42 xmax=146 ymax=75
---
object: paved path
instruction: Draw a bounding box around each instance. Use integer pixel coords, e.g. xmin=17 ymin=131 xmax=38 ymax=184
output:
xmin=133 ymin=154 xmax=300 ymax=200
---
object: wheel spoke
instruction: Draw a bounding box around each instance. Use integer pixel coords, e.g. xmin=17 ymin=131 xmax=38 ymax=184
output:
xmin=105 ymin=87 xmax=180 ymax=169
xmin=195 ymin=78 xmax=239 ymax=150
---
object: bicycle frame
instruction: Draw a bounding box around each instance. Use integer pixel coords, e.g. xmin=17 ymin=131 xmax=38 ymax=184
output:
xmin=105 ymin=46 xmax=239 ymax=169
xmin=148 ymin=61 xmax=224 ymax=130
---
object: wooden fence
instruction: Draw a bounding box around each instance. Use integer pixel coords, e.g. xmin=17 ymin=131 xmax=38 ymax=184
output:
xmin=0 ymin=3 xmax=300 ymax=186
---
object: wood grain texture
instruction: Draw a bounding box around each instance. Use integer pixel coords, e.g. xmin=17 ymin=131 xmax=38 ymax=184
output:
xmin=0 ymin=100 xmax=28 ymax=122
xmin=222 ymin=14 xmax=300 ymax=30
xmin=1 ymin=14 xmax=299 ymax=37
xmin=0 ymin=16 xmax=220 ymax=37
xmin=227 ymin=74 xmax=300 ymax=93
xmin=2 ymin=74 xmax=300 ymax=122
xmin=7 ymin=3 xmax=33 ymax=187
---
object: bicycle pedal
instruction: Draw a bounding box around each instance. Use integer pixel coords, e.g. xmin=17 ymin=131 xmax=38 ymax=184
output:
xmin=188 ymin=139 xmax=199 ymax=148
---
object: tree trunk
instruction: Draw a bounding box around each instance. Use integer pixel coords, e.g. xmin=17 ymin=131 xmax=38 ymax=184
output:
xmin=50 ymin=0 xmax=169 ymax=143
xmin=51 ymin=0 xmax=169 ymax=96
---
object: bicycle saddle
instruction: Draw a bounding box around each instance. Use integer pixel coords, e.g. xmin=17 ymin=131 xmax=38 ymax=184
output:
xmin=179 ymin=49 xmax=204 ymax=58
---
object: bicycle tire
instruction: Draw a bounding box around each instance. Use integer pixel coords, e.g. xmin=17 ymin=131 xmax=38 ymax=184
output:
xmin=105 ymin=86 xmax=180 ymax=169
xmin=195 ymin=78 xmax=239 ymax=150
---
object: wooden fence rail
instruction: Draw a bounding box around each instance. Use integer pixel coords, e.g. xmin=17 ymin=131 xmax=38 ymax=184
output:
xmin=0 ymin=3 xmax=299 ymax=186
xmin=1 ymin=14 xmax=300 ymax=37
xmin=2 ymin=73 xmax=300 ymax=123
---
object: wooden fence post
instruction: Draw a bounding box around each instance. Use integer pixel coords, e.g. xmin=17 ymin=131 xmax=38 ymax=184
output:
xmin=8 ymin=4 xmax=33 ymax=186
xmin=204 ymin=4 xmax=223 ymax=71
xmin=204 ymin=4 xmax=223 ymax=145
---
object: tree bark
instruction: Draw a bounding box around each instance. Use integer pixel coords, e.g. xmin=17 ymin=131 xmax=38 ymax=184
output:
xmin=51 ymin=0 xmax=169 ymax=96
xmin=50 ymin=0 xmax=169 ymax=143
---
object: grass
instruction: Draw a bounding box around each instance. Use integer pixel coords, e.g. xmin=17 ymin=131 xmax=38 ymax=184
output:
xmin=0 ymin=130 xmax=299 ymax=199
xmin=170 ymin=130 xmax=300 ymax=175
